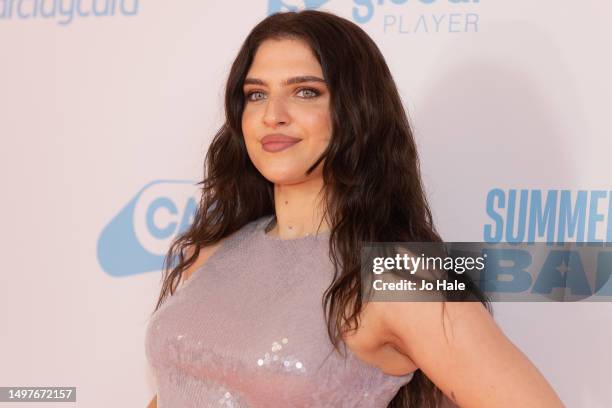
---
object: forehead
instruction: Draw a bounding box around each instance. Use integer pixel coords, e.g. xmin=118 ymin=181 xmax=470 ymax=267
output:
xmin=246 ymin=38 xmax=322 ymax=77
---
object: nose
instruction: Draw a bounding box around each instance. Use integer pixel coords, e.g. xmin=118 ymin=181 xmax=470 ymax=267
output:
xmin=262 ymin=95 xmax=290 ymax=128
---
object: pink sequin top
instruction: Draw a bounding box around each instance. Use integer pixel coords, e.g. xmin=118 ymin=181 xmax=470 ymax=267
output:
xmin=145 ymin=215 xmax=414 ymax=407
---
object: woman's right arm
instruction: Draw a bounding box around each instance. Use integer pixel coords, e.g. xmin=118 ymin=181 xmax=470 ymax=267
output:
xmin=146 ymin=395 xmax=156 ymax=408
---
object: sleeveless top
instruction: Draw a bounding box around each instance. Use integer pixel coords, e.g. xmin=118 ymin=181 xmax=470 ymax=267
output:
xmin=145 ymin=215 xmax=414 ymax=407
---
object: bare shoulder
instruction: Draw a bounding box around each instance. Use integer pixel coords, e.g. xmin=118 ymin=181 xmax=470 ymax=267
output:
xmin=373 ymin=300 xmax=495 ymax=358
xmin=341 ymin=300 xmax=419 ymax=376
xmin=371 ymin=300 xmax=564 ymax=407
xmin=181 ymin=240 xmax=224 ymax=282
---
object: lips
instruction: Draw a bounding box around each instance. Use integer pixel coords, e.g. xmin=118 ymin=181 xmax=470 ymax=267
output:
xmin=261 ymin=134 xmax=301 ymax=153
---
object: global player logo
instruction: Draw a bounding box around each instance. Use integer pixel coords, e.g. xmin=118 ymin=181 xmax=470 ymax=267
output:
xmin=266 ymin=0 xmax=480 ymax=34
xmin=268 ymin=0 xmax=330 ymax=14
xmin=97 ymin=180 xmax=198 ymax=277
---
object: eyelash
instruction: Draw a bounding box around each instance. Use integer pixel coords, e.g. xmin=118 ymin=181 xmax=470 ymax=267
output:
xmin=244 ymin=87 xmax=320 ymax=102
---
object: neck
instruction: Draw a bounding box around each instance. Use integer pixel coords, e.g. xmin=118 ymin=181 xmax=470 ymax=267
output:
xmin=268 ymin=177 xmax=329 ymax=239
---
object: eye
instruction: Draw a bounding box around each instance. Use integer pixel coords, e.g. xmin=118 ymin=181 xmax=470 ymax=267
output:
xmin=245 ymin=90 xmax=265 ymax=102
xmin=296 ymin=88 xmax=320 ymax=98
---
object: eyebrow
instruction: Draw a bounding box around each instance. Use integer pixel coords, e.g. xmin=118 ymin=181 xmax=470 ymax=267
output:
xmin=243 ymin=75 xmax=326 ymax=87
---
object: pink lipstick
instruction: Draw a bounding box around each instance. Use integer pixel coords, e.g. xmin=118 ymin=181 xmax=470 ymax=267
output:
xmin=261 ymin=134 xmax=301 ymax=153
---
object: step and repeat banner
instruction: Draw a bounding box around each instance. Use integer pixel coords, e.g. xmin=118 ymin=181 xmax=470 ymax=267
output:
xmin=2 ymin=1 xmax=610 ymax=407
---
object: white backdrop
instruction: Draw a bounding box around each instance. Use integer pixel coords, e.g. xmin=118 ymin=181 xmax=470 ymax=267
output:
xmin=2 ymin=1 xmax=611 ymax=407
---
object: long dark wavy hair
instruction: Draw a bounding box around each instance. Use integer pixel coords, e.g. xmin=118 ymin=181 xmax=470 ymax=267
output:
xmin=153 ymin=9 xmax=490 ymax=408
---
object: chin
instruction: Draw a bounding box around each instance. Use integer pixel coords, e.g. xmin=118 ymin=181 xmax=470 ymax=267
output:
xmin=255 ymin=165 xmax=310 ymax=185
xmin=250 ymin=155 xmax=324 ymax=185
xmin=260 ymin=172 xmax=304 ymax=185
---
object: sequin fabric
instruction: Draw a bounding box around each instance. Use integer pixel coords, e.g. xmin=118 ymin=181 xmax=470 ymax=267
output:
xmin=145 ymin=215 xmax=414 ymax=407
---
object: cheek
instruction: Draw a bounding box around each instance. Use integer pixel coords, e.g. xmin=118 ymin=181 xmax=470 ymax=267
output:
xmin=241 ymin=111 xmax=263 ymax=159
xmin=301 ymin=109 xmax=332 ymax=143
xmin=241 ymin=110 xmax=266 ymax=168
xmin=241 ymin=110 xmax=255 ymax=141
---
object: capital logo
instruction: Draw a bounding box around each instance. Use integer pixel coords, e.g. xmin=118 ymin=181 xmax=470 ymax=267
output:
xmin=268 ymin=0 xmax=330 ymax=14
xmin=97 ymin=180 xmax=198 ymax=277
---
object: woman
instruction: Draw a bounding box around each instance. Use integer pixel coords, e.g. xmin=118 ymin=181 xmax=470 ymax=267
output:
xmin=145 ymin=10 xmax=564 ymax=408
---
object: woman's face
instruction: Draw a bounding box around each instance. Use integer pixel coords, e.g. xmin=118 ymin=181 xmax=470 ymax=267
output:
xmin=241 ymin=38 xmax=332 ymax=185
